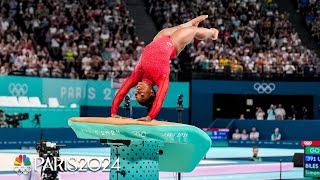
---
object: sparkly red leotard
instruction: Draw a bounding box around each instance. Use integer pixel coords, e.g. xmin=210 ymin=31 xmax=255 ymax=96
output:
xmin=111 ymin=36 xmax=177 ymax=119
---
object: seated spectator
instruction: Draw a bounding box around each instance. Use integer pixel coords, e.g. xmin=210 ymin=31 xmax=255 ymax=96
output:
xmin=267 ymin=104 xmax=276 ymax=120
xmin=271 ymin=128 xmax=282 ymax=141
xmin=250 ymin=127 xmax=260 ymax=141
xmin=232 ymin=128 xmax=241 ymax=140
xmin=250 ymin=146 xmax=262 ymax=162
xmin=239 ymin=114 xmax=245 ymax=120
xmin=256 ymin=107 xmax=265 ymax=120
xmin=275 ymin=104 xmax=286 ymax=120
xmin=241 ymin=129 xmax=249 ymax=140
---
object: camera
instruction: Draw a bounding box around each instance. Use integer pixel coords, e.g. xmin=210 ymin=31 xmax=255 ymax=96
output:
xmin=124 ymin=94 xmax=131 ymax=109
xmin=36 ymin=141 xmax=63 ymax=157
xmin=5 ymin=113 xmax=29 ymax=128
xmin=178 ymin=94 xmax=183 ymax=106
xmin=36 ymin=140 xmax=65 ymax=180
xmin=34 ymin=114 xmax=41 ymax=126
xmin=125 ymin=95 xmax=130 ymax=101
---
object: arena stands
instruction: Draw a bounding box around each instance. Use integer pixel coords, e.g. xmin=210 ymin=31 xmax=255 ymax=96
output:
xmin=297 ymin=0 xmax=320 ymax=42
xmin=146 ymin=0 xmax=320 ymax=81
xmin=1 ymin=0 xmax=319 ymax=81
xmin=0 ymin=0 xmax=142 ymax=80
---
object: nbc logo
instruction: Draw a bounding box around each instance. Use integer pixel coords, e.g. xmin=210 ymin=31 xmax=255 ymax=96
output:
xmin=13 ymin=155 xmax=32 ymax=174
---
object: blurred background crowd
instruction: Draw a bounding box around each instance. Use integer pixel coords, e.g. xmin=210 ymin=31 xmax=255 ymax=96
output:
xmin=0 ymin=0 xmax=143 ymax=80
xmin=146 ymin=0 xmax=320 ymax=81
xmin=0 ymin=0 xmax=319 ymax=81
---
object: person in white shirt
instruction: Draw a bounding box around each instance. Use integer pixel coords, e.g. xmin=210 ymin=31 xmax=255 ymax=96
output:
xmin=250 ymin=127 xmax=259 ymax=141
xmin=256 ymin=107 xmax=265 ymax=120
xmin=241 ymin=129 xmax=249 ymax=140
xmin=275 ymin=104 xmax=286 ymax=120
xmin=285 ymin=62 xmax=295 ymax=74
xmin=232 ymin=128 xmax=241 ymax=140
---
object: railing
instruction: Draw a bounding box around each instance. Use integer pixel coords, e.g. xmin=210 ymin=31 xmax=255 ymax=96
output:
xmin=8 ymin=68 xmax=320 ymax=82
xmin=190 ymin=71 xmax=320 ymax=81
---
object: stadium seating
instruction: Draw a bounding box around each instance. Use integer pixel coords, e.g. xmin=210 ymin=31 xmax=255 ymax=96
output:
xmin=17 ymin=97 xmax=31 ymax=107
xmin=29 ymin=97 xmax=48 ymax=108
xmin=48 ymin=98 xmax=64 ymax=108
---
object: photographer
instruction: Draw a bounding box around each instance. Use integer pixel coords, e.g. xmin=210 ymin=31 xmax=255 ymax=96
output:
xmin=0 ymin=110 xmax=7 ymax=128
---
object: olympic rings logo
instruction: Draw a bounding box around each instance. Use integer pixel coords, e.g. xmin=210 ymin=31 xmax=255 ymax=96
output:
xmin=132 ymin=131 xmax=148 ymax=138
xmin=13 ymin=166 xmax=32 ymax=175
xmin=8 ymin=83 xmax=28 ymax=96
xmin=253 ymin=83 xmax=276 ymax=94
xmin=304 ymin=141 xmax=313 ymax=146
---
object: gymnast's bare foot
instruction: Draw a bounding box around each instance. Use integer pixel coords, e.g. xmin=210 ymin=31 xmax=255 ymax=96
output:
xmin=210 ymin=28 xmax=219 ymax=40
xmin=190 ymin=15 xmax=208 ymax=27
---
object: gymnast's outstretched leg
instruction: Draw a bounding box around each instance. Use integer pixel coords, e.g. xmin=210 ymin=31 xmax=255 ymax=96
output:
xmin=153 ymin=15 xmax=208 ymax=41
xmin=170 ymin=26 xmax=219 ymax=55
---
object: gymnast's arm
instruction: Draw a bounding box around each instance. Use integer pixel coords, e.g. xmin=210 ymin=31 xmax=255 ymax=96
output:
xmin=147 ymin=74 xmax=169 ymax=120
xmin=111 ymin=71 xmax=141 ymax=116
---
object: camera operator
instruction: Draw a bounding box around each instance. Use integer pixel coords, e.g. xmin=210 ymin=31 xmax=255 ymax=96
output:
xmin=0 ymin=110 xmax=7 ymax=128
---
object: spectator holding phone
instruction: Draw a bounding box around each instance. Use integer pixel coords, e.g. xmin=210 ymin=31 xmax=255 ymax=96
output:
xmin=267 ymin=104 xmax=276 ymax=120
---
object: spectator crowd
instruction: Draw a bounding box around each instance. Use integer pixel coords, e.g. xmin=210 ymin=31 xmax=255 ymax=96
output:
xmin=253 ymin=104 xmax=309 ymax=120
xmin=232 ymin=126 xmax=281 ymax=141
xmin=297 ymin=0 xmax=320 ymax=42
xmin=0 ymin=0 xmax=144 ymax=80
xmin=147 ymin=0 xmax=320 ymax=80
xmin=239 ymin=103 xmax=309 ymax=120
xmin=0 ymin=0 xmax=319 ymax=81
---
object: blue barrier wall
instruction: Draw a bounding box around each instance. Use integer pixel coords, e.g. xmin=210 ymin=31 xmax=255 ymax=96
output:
xmin=230 ymin=120 xmax=320 ymax=141
xmin=0 ymin=76 xmax=189 ymax=108
xmin=81 ymin=106 xmax=189 ymax=124
xmin=191 ymin=80 xmax=320 ymax=128
xmin=0 ymin=76 xmax=190 ymax=123
xmin=2 ymin=107 xmax=80 ymax=128
xmin=0 ymin=128 xmax=104 ymax=149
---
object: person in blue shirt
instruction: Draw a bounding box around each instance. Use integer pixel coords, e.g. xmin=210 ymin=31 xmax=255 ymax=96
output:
xmin=267 ymin=104 xmax=276 ymax=120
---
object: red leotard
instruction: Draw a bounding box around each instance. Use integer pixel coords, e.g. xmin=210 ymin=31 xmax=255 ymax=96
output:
xmin=111 ymin=36 xmax=177 ymax=119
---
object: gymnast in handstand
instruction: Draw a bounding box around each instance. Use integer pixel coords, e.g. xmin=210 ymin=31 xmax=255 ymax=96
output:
xmin=111 ymin=15 xmax=219 ymax=122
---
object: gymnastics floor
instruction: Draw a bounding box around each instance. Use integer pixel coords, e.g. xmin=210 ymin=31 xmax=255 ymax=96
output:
xmin=0 ymin=147 xmax=311 ymax=180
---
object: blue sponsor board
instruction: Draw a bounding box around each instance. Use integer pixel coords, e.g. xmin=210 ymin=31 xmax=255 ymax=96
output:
xmin=0 ymin=76 xmax=189 ymax=108
xmin=203 ymin=128 xmax=229 ymax=140
xmin=228 ymin=140 xmax=301 ymax=149
xmin=0 ymin=128 xmax=104 ymax=149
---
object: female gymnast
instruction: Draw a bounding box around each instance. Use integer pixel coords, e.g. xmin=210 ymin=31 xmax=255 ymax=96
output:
xmin=111 ymin=15 xmax=219 ymax=122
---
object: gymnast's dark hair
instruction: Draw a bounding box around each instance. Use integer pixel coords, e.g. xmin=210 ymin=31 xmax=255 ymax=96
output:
xmin=137 ymin=88 xmax=156 ymax=113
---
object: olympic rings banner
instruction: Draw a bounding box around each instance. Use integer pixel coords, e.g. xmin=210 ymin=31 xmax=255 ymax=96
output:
xmin=0 ymin=76 xmax=190 ymax=108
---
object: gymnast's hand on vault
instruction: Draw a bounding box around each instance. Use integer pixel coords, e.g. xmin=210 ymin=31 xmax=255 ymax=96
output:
xmin=137 ymin=116 xmax=152 ymax=122
xmin=111 ymin=114 xmax=123 ymax=119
